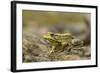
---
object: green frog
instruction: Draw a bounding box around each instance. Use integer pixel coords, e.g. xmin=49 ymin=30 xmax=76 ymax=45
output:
xmin=43 ymin=32 xmax=74 ymax=54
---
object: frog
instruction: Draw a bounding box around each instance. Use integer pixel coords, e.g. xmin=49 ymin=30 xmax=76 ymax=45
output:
xmin=43 ymin=32 xmax=74 ymax=54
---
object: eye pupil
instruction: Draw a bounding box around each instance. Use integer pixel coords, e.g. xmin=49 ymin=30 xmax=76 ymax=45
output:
xmin=50 ymin=33 xmax=54 ymax=36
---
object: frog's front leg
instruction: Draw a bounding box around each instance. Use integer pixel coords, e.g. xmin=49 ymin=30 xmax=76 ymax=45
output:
xmin=49 ymin=46 xmax=55 ymax=55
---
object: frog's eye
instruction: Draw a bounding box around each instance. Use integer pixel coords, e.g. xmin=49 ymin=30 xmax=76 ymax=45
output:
xmin=50 ymin=33 xmax=54 ymax=36
xmin=47 ymin=32 xmax=53 ymax=35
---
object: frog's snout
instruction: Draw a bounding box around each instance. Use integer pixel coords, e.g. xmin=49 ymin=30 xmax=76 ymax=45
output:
xmin=43 ymin=35 xmax=47 ymax=39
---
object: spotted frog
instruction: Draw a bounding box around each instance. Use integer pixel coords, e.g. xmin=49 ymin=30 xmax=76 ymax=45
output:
xmin=43 ymin=32 xmax=76 ymax=53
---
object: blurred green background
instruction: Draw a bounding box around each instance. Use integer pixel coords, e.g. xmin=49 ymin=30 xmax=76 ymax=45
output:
xmin=23 ymin=10 xmax=90 ymax=27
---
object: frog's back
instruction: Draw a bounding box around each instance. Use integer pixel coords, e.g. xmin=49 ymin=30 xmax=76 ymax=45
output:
xmin=55 ymin=33 xmax=73 ymax=42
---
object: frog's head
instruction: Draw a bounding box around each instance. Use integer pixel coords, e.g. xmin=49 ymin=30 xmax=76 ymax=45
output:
xmin=43 ymin=32 xmax=55 ymax=41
